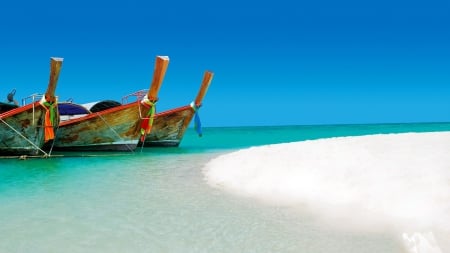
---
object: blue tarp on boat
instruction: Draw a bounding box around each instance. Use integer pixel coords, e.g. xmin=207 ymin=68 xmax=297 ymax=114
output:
xmin=58 ymin=102 xmax=90 ymax=115
xmin=58 ymin=100 xmax=121 ymax=115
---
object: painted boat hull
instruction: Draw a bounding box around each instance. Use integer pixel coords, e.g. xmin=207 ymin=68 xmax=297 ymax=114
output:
xmin=141 ymin=71 xmax=213 ymax=148
xmin=53 ymin=102 xmax=148 ymax=151
xmin=140 ymin=105 xmax=194 ymax=147
xmin=0 ymin=102 xmax=51 ymax=156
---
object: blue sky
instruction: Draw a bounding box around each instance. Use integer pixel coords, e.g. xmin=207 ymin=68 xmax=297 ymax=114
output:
xmin=1 ymin=0 xmax=449 ymax=126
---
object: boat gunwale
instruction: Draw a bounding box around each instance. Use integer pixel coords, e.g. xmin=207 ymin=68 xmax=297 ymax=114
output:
xmin=0 ymin=101 xmax=43 ymax=119
xmin=155 ymin=105 xmax=193 ymax=118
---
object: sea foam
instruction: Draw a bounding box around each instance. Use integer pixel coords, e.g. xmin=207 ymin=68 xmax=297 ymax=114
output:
xmin=203 ymin=132 xmax=450 ymax=253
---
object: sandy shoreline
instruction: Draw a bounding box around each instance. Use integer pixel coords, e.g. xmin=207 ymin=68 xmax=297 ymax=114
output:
xmin=204 ymin=132 xmax=450 ymax=253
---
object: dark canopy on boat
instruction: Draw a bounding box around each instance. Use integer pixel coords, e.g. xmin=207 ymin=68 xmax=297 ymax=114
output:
xmin=58 ymin=100 xmax=122 ymax=115
xmin=0 ymin=102 xmax=19 ymax=114
xmin=58 ymin=102 xmax=90 ymax=115
xmin=89 ymin=100 xmax=121 ymax=113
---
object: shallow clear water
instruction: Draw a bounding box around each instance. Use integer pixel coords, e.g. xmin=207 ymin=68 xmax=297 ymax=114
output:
xmin=1 ymin=122 xmax=450 ymax=252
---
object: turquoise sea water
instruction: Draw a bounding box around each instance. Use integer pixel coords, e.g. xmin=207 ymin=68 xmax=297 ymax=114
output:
xmin=1 ymin=122 xmax=450 ymax=253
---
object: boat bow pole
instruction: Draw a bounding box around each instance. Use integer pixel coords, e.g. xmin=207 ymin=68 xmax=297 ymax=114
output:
xmin=140 ymin=56 xmax=170 ymax=142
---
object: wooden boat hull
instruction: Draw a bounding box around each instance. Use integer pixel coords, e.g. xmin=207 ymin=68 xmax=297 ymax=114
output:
xmin=140 ymin=71 xmax=213 ymax=148
xmin=0 ymin=102 xmax=51 ymax=155
xmin=53 ymin=55 xmax=169 ymax=152
xmin=53 ymin=102 xmax=147 ymax=151
xmin=141 ymin=105 xmax=194 ymax=147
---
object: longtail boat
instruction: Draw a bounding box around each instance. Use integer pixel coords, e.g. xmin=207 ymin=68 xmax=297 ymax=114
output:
xmin=52 ymin=56 xmax=169 ymax=152
xmin=140 ymin=71 xmax=214 ymax=147
xmin=0 ymin=57 xmax=63 ymax=156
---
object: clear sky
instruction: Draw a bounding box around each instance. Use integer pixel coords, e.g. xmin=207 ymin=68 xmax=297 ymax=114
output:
xmin=1 ymin=0 xmax=449 ymax=127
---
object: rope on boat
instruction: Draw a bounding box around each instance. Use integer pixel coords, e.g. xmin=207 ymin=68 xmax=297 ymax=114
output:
xmin=139 ymin=95 xmax=157 ymax=143
xmin=139 ymin=139 xmax=145 ymax=153
xmin=94 ymin=111 xmax=136 ymax=153
xmin=0 ymin=117 xmax=49 ymax=157
xmin=190 ymin=102 xmax=203 ymax=137
xmin=47 ymin=122 xmax=61 ymax=156
xmin=39 ymin=96 xmax=58 ymax=142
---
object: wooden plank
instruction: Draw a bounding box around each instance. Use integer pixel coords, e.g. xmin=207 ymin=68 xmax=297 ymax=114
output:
xmin=54 ymin=55 xmax=168 ymax=151
xmin=45 ymin=57 xmax=63 ymax=103
xmin=194 ymin=71 xmax=214 ymax=106
xmin=143 ymin=106 xmax=194 ymax=147
xmin=0 ymin=103 xmax=47 ymax=155
xmin=147 ymin=56 xmax=169 ymax=101
xmin=55 ymin=103 xmax=142 ymax=151
xmin=143 ymin=70 xmax=214 ymax=147
xmin=0 ymin=57 xmax=63 ymax=155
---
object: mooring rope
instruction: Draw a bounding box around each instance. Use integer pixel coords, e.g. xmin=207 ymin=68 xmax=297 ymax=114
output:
xmin=138 ymin=95 xmax=157 ymax=153
xmin=95 ymin=110 xmax=136 ymax=153
xmin=47 ymin=122 xmax=61 ymax=156
xmin=0 ymin=116 xmax=49 ymax=157
xmin=139 ymin=95 xmax=157 ymax=141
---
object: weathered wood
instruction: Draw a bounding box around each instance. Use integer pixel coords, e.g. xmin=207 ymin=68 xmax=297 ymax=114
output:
xmin=194 ymin=71 xmax=214 ymax=106
xmin=142 ymin=70 xmax=214 ymax=147
xmin=53 ymin=56 xmax=168 ymax=151
xmin=142 ymin=106 xmax=194 ymax=147
xmin=45 ymin=57 xmax=64 ymax=103
xmin=0 ymin=103 xmax=48 ymax=155
xmin=0 ymin=57 xmax=62 ymax=156
xmin=54 ymin=102 xmax=143 ymax=151
xmin=147 ymin=56 xmax=169 ymax=101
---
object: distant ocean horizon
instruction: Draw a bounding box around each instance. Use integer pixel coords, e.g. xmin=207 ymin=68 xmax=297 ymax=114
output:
xmin=1 ymin=122 xmax=450 ymax=252
xmin=180 ymin=121 xmax=450 ymax=150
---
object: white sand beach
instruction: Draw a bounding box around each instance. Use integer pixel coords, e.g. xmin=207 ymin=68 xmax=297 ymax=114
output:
xmin=204 ymin=132 xmax=450 ymax=253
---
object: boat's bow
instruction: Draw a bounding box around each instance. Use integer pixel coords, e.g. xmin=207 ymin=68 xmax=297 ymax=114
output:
xmin=139 ymin=56 xmax=169 ymax=141
xmin=40 ymin=57 xmax=63 ymax=142
xmin=190 ymin=71 xmax=214 ymax=136
xmin=0 ymin=57 xmax=63 ymax=156
xmin=193 ymin=71 xmax=214 ymax=109
xmin=52 ymin=56 xmax=169 ymax=152
xmin=142 ymin=70 xmax=214 ymax=147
